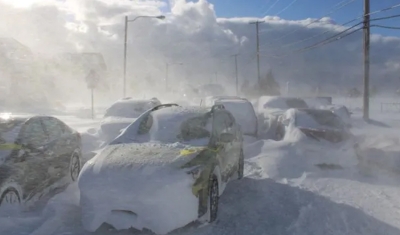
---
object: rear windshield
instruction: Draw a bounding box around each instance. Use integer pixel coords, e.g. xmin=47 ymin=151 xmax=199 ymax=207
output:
xmin=285 ymin=98 xmax=308 ymax=109
xmin=299 ymin=110 xmax=344 ymax=129
xmin=104 ymin=101 xmax=155 ymax=118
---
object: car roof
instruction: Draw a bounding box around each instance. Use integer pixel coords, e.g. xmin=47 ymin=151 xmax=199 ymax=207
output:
xmin=151 ymin=105 xmax=209 ymax=117
xmin=296 ymin=108 xmax=336 ymax=116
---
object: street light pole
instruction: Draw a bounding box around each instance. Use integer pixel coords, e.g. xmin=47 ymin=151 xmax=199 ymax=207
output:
xmin=122 ymin=15 xmax=165 ymax=98
xmin=123 ymin=16 xmax=128 ymax=98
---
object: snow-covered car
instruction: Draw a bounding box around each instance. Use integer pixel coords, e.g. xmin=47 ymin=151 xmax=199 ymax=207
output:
xmin=257 ymin=96 xmax=308 ymax=139
xmin=203 ymin=96 xmax=258 ymax=137
xmin=275 ymin=108 xmax=358 ymax=169
xmin=318 ymin=104 xmax=352 ymax=127
xmin=78 ymin=104 xmax=244 ymax=234
xmin=100 ymin=97 xmax=161 ymax=142
xmin=0 ymin=115 xmax=81 ymax=210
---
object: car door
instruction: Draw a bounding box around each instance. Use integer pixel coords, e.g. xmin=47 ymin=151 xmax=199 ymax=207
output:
xmin=220 ymin=111 xmax=241 ymax=177
xmin=15 ymin=118 xmax=52 ymax=201
xmin=211 ymin=110 xmax=232 ymax=182
xmin=41 ymin=117 xmax=73 ymax=185
xmin=225 ymin=112 xmax=242 ymax=170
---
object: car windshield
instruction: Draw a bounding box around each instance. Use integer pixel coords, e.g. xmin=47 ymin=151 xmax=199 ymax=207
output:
xmin=104 ymin=101 xmax=154 ymax=118
xmin=296 ymin=110 xmax=345 ymax=130
xmin=137 ymin=109 xmax=211 ymax=145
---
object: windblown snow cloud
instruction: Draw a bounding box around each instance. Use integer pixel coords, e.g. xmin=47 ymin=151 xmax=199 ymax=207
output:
xmin=0 ymin=0 xmax=399 ymax=103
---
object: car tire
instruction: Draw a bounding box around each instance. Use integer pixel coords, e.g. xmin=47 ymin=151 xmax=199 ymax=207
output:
xmin=70 ymin=152 xmax=81 ymax=182
xmin=207 ymin=175 xmax=219 ymax=223
xmin=237 ymin=148 xmax=244 ymax=180
xmin=0 ymin=187 xmax=21 ymax=207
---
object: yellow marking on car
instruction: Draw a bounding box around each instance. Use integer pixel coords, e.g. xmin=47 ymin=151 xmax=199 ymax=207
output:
xmin=180 ymin=148 xmax=205 ymax=156
xmin=0 ymin=143 xmax=22 ymax=150
xmin=180 ymin=146 xmax=221 ymax=156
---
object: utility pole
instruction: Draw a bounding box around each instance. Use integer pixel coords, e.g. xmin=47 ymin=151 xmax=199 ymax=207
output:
xmin=215 ymin=72 xmax=218 ymax=83
xmin=250 ymin=20 xmax=264 ymax=84
xmin=231 ymin=54 xmax=239 ymax=95
xmin=363 ymin=0 xmax=370 ymax=120
xmin=123 ymin=16 xmax=128 ymax=98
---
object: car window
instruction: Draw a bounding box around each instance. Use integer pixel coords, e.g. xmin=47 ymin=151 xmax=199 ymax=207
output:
xmin=43 ymin=117 xmax=64 ymax=141
xmin=179 ymin=116 xmax=210 ymax=141
xmin=212 ymin=111 xmax=232 ymax=136
xmin=138 ymin=114 xmax=153 ymax=135
xmin=22 ymin=119 xmax=47 ymax=147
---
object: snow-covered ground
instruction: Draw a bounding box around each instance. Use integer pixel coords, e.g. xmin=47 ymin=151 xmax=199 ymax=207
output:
xmin=2 ymin=97 xmax=400 ymax=235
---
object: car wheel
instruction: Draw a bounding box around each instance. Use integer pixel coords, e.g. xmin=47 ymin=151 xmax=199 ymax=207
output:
xmin=207 ymin=175 xmax=219 ymax=223
xmin=237 ymin=148 xmax=244 ymax=180
xmin=70 ymin=152 xmax=81 ymax=181
xmin=0 ymin=187 xmax=21 ymax=207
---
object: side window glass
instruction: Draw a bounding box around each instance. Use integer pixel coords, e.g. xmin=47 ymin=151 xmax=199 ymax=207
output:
xmin=212 ymin=111 xmax=229 ymax=136
xmin=22 ymin=120 xmax=47 ymax=147
xmin=44 ymin=118 xmax=64 ymax=141
xmin=138 ymin=115 xmax=153 ymax=135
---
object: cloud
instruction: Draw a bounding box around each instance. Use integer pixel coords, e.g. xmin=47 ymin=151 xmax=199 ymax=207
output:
xmin=0 ymin=0 xmax=399 ymax=105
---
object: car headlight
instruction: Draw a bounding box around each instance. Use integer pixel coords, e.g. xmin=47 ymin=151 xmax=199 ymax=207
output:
xmin=186 ymin=165 xmax=204 ymax=180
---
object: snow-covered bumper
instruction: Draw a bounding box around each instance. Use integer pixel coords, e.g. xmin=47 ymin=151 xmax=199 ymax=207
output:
xmin=78 ymin=165 xmax=199 ymax=234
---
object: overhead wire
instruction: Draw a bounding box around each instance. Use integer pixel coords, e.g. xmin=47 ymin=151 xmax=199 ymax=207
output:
xmin=371 ymin=24 xmax=400 ymax=30
xmin=264 ymin=13 xmax=400 ymax=58
xmin=274 ymin=0 xmax=300 ymax=16
xmin=260 ymin=0 xmax=282 ymax=17
xmin=260 ymin=4 xmax=400 ymax=53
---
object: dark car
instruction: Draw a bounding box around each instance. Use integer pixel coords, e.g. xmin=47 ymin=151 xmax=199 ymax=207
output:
xmin=0 ymin=115 xmax=81 ymax=209
xmin=78 ymin=104 xmax=244 ymax=233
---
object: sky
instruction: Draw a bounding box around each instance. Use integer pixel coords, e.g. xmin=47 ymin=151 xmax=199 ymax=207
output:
xmin=0 ymin=0 xmax=399 ymax=105
xmin=189 ymin=0 xmax=400 ymax=37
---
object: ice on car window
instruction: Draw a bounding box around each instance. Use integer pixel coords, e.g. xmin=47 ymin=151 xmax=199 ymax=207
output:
xmin=179 ymin=116 xmax=210 ymax=141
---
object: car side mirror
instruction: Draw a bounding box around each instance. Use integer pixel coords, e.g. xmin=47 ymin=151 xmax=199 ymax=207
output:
xmin=219 ymin=133 xmax=235 ymax=143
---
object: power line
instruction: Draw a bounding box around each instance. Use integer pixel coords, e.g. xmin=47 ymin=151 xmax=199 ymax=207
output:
xmin=260 ymin=0 xmax=357 ymax=39
xmin=260 ymin=12 xmax=400 ymax=57
xmin=274 ymin=0 xmax=300 ymax=16
xmin=260 ymin=0 xmax=282 ymax=17
xmin=371 ymin=24 xmax=400 ymax=30
xmin=260 ymin=12 xmax=400 ymax=53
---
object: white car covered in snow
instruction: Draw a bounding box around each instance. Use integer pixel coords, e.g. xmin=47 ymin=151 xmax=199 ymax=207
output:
xmin=203 ymin=96 xmax=258 ymax=137
xmin=78 ymin=104 xmax=244 ymax=234
xmin=100 ymin=97 xmax=161 ymax=142
xmin=275 ymin=108 xmax=358 ymax=169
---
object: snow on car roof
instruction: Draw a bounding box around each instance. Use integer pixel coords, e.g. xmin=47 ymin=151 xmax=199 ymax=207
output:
xmin=258 ymin=96 xmax=308 ymax=112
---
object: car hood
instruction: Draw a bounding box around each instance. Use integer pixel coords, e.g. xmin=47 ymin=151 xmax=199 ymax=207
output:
xmin=81 ymin=143 xmax=206 ymax=175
